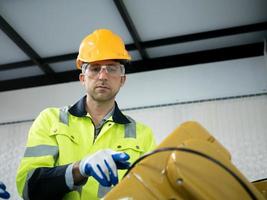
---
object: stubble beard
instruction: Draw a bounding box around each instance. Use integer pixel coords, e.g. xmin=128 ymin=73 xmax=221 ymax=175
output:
xmin=90 ymin=88 xmax=119 ymax=103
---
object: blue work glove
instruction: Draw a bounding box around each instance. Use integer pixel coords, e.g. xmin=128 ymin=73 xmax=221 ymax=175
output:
xmin=79 ymin=149 xmax=130 ymax=187
xmin=0 ymin=182 xmax=10 ymax=199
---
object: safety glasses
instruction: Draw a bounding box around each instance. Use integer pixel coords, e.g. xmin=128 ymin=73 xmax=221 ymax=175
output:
xmin=82 ymin=63 xmax=125 ymax=78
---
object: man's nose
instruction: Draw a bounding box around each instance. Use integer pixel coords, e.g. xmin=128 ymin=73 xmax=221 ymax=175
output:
xmin=98 ymin=67 xmax=109 ymax=79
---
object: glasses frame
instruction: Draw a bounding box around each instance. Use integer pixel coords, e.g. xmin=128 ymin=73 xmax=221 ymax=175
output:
xmin=82 ymin=63 xmax=125 ymax=78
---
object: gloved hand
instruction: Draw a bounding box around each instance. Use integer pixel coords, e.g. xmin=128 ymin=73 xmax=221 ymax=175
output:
xmin=79 ymin=149 xmax=130 ymax=187
xmin=0 ymin=182 xmax=10 ymax=199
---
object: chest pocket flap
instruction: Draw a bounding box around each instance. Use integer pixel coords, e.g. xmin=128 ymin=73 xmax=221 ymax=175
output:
xmin=113 ymin=138 xmax=144 ymax=162
xmin=48 ymin=106 xmax=80 ymax=144
xmin=49 ymin=123 xmax=79 ymax=144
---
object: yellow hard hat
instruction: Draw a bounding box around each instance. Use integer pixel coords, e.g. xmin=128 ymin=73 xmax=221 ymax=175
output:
xmin=76 ymin=29 xmax=131 ymax=69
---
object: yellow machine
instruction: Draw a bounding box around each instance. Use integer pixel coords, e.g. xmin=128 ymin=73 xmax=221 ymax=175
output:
xmin=104 ymin=121 xmax=267 ymax=200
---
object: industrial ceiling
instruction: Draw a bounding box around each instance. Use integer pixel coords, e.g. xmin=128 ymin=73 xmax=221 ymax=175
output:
xmin=0 ymin=0 xmax=267 ymax=92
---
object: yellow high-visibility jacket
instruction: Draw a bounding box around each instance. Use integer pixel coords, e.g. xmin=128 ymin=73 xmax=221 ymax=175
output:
xmin=16 ymin=96 xmax=156 ymax=200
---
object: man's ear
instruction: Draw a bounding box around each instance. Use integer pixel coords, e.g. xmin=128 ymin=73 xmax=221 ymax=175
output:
xmin=120 ymin=75 xmax=126 ymax=87
xmin=79 ymin=73 xmax=85 ymax=85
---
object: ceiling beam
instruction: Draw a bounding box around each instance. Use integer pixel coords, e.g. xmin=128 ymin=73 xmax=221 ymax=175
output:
xmin=0 ymin=15 xmax=55 ymax=75
xmin=1 ymin=21 xmax=266 ymax=71
xmin=0 ymin=60 xmax=34 ymax=71
xmin=0 ymin=70 xmax=80 ymax=92
xmin=126 ymin=42 xmax=264 ymax=73
xmin=0 ymin=53 xmax=78 ymax=71
xmin=113 ymin=0 xmax=149 ymax=59
xmin=0 ymin=42 xmax=263 ymax=92
xmin=142 ymin=21 xmax=267 ymax=48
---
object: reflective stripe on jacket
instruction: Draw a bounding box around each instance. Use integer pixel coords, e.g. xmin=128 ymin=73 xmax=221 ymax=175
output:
xmin=16 ymin=98 xmax=156 ymax=200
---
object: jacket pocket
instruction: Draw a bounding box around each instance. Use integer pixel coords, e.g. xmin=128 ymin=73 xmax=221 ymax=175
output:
xmin=49 ymin=123 xmax=82 ymax=164
xmin=113 ymin=138 xmax=144 ymax=163
xmin=49 ymin=123 xmax=79 ymax=145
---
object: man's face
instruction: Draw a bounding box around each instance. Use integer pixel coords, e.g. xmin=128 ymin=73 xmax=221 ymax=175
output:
xmin=79 ymin=60 xmax=126 ymax=103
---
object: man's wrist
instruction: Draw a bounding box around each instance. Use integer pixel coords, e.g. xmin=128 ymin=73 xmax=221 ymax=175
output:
xmin=73 ymin=161 xmax=87 ymax=185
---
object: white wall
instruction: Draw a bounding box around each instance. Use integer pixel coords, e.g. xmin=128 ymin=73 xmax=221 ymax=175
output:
xmin=0 ymin=56 xmax=267 ymax=124
xmin=118 ymin=56 xmax=267 ymax=107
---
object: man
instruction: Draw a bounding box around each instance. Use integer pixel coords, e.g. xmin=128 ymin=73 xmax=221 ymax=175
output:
xmin=16 ymin=29 xmax=156 ymax=200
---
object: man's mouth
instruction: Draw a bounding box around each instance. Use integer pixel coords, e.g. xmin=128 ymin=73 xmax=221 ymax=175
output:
xmin=95 ymin=85 xmax=109 ymax=90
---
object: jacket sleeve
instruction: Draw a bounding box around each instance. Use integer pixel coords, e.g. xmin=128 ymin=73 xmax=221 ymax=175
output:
xmin=16 ymin=108 xmax=71 ymax=199
xmin=27 ymin=165 xmax=70 ymax=200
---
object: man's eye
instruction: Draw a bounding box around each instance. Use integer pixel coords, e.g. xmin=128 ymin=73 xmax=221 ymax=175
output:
xmin=107 ymin=65 xmax=118 ymax=72
xmin=90 ymin=66 xmax=101 ymax=72
xmin=108 ymin=67 xmax=117 ymax=72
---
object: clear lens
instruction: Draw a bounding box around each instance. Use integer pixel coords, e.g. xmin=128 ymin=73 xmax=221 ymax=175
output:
xmin=86 ymin=63 xmax=125 ymax=78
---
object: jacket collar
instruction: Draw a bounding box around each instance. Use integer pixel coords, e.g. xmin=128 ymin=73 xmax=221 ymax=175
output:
xmin=68 ymin=95 xmax=130 ymax=124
